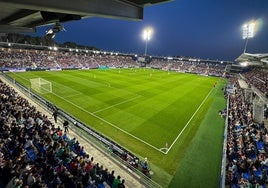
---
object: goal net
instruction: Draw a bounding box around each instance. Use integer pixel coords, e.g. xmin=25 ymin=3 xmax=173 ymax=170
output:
xmin=30 ymin=78 xmax=52 ymax=94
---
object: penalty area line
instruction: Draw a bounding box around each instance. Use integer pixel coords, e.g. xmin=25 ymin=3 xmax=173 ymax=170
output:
xmin=49 ymin=91 xmax=165 ymax=154
xmin=166 ymin=87 xmax=214 ymax=154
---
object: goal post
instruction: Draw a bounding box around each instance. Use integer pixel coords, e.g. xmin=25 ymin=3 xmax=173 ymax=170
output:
xmin=30 ymin=78 xmax=52 ymax=94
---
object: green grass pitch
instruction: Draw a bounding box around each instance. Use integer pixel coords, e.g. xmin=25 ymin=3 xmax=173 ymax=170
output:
xmin=7 ymin=68 xmax=226 ymax=187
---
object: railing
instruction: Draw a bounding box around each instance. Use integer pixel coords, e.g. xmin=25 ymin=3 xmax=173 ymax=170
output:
xmin=239 ymin=73 xmax=268 ymax=103
xmin=67 ymin=120 xmax=162 ymax=188
xmin=1 ymin=72 xmax=162 ymax=188
xmin=220 ymin=94 xmax=229 ymax=188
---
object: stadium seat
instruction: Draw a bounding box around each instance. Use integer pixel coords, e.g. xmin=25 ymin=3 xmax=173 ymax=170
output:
xmin=257 ymin=141 xmax=264 ymax=152
xmin=242 ymin=171 xmax=251 ymax=180
xmin=25 ymin=148 xmax=37 ymax=162
xmin=253 ymin=167 xmax=262 ymax=179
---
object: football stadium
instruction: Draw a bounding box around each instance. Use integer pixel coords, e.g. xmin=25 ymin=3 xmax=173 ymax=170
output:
xmin=0 ymin=1 xmax=268 ymax=188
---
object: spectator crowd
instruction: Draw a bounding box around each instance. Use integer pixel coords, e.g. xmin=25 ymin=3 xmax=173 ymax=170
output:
xmin=149 ymin=58 xmax=226 ymax=77
xmin=1 ymin=46 xmax=268 ymax=188
xmin=0 ymin=79 xmax=126 ymax=188
xmin=0 ymin=47 xmax=227 ymax=78
xmin=242 ymin=68 xmax=268 ymax=98
xmin=0 ymin=48 xmax=138 ymax=69
xmin=225 ymin=77 xmax=268 ymax=187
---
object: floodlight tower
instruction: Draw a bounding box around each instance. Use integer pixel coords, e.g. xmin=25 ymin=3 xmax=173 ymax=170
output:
xmin=142 ymin=27 xmax=153 ymax=56
xmin=242 ymin=21 xmax=255 ymax=53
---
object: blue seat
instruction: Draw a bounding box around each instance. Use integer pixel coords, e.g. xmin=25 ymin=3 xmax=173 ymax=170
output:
xmin=257 ymin=141 xmax=264 ymax=150
xmin=26 ymin=148 xmax=37 ymax=162
xmin=236 ymin=125 xmax=242 ymax=130
xmin=33 ymin=141 xmax=46 ymax=154
xmin=242 ymin=171 xmax=251 ymax=180
xmin=62 ymin=134 xmax=69 ymax=141
xmin=250 ymin=153 xmax=257 ymax=160
xmin=264 ymin=165 xmax=268 ymax=172
xmin=253 ymin=167 xmax=262 ymax=178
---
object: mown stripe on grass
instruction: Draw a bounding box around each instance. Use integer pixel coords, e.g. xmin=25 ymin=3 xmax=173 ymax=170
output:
xmin=168 ymin=79 xmax=226 ymax=188
xmin=166 ymin=86 xmax=214 ymax=154
xmin=48 ymin=90 xmax=166 ymax=153
xmin=92 ymin=95 xmax=141 ymax=114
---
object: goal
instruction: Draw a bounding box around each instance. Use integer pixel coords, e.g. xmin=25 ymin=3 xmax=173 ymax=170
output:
xmin=30 ymin=78 xmax=52 ymax=94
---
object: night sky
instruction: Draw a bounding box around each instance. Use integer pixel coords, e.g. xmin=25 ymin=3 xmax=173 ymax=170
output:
xmin=33 ymin=0 xmax=268 ymax=61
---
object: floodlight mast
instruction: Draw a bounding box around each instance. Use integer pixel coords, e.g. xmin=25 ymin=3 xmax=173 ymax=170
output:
xmin=142 ymin=27 xmax=153 ymax=56
xmin=243 ymin=22 xmax=255 ymax=53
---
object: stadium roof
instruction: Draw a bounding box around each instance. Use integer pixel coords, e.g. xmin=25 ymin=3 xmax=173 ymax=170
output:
xmin=0 ymin=0 xmax=172 ymax=34
xmin=236 ymin=52 xmax=268 ymax=66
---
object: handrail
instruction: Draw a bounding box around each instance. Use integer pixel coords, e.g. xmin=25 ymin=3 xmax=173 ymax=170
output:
xmin=220 ymin=94 xmax=229 ymax=188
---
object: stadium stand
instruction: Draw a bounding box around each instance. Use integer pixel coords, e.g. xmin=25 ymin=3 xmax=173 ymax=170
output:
xmin=0 ymin=48 xmax=138 ymax=70
xmin=225 ymin=76 xmax=268 ymax=187
xmin=0 ymin=79 xmax=130 ymax=188
xmin=149 ymin=58 xmax=226 ymax=76
xmin=0 ymin=47 xmax=227 ymax=78
xmin=3 ymin=44 xmax=268 ymax=188
xmin=242 ymin=68 xmax=268 ymax=98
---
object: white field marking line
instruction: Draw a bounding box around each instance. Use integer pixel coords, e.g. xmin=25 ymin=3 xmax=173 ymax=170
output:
xmin=92 ymin=95 xmax=141 ymax=114
xmin=9 ymin=72 xmax=83 ymax=97
xmin=64 ymin=93 xmax=83 ymax=99
xmin=49 ymin=91 xmax=166 ymax=154
xmin=9 ymin=71 xmax=30 ymax=83
xmin=165 ymin=87 xmax=214 ymax=154
xmin=51 ymin=81 xmax=83 ymax=96
xmin=159 ymin=147 xmax=168 ymax=152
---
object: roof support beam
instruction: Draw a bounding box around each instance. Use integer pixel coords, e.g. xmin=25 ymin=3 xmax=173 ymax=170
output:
xmin=0 ymin=0 xmax=144 ymax=20
xmin=0 ymin=24 xmax=35 ymax=33
xmin=1 ymin=10 xmax=37 ymax=24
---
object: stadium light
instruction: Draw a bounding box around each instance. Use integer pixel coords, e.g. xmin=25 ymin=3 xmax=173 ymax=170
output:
xmin=142 ymin=27 xmax=153 ymax=56
xmin=45 ymin=22 xmax=66 ymax=39
xmin=242 ymin=21 xmax=255 ymax=53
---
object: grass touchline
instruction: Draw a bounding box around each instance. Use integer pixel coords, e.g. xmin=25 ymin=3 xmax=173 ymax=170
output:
xmin=10 ymin=71 xmax=167 ymax=153
xmin=166 ymin=85 xmax=215 ymax=154
xmin=49 ymin=88 xmax=166 ymax=153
